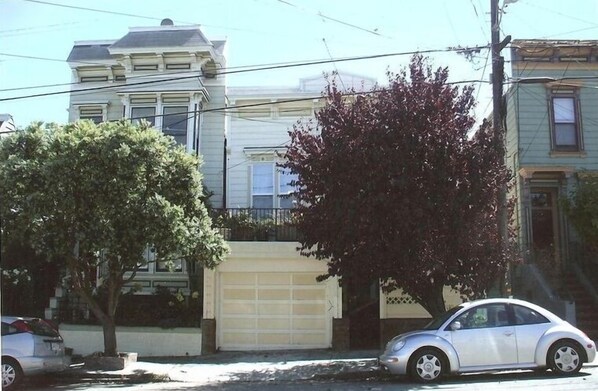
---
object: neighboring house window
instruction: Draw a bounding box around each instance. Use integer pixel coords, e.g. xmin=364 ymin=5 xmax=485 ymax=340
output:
xmin=79 ymin=107 xmax=103 ymax=124
xmin=551 ymin=96 xmax=580 ymax=151
xmin=251 ymin=163 xmax=298 ymax=208
xmin=156 ymin=259 xmax=183 ymax=272
xmin=162 ymin=106 xmax=188 ymax=145
xmin=131 ymin=106 xmax=156 ymax=126
xmin=252 ymin=163 xmax=274 ymax=208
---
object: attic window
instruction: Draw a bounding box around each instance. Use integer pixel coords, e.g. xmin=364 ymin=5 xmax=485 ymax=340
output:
xmin=166 ymin=63 xmax=191 ymax=70
xmin=80 ymin=76 xmax=108 ymax=82
xmin=134 ymin=64 xmax=158 ymax=71
xmin=521 ymin=57 xmax=551 ymax=62
xmin=559 ymin=56 xmax=588 ymax=62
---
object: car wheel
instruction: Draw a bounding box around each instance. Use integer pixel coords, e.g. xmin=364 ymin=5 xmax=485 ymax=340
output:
xmin=548 ymin=340 xmax=583 ymax=375
xmin=2 ymin=358 xmax=22 ymax=389
xmin=409 ymin=348 xmax=445 ymax=383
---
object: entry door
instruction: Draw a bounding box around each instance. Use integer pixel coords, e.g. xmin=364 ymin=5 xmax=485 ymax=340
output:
xmin=530 ymin=188 xmax=561 ymax=277
xmin=449 ymin=303 xmax=517 ymax=368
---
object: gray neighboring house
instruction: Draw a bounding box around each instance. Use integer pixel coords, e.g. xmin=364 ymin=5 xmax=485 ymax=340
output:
xmin=61 ymin=18 xmax=227 ymax=294
xmin=507 ymin=39 xmax=598 ymax=339
xmin=0 ymin=113 xmax=15 ymax=136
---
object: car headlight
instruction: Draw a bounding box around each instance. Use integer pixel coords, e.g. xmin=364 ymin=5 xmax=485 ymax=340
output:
xmin=392 ymin=339 xmax=406 ymax=352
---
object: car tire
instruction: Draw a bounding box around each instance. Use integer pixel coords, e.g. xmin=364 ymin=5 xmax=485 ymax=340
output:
xmin=2 ymin=358 xmax=22 ymax=389
xmin=548 ymin=340 xmax=583 ymax=375
xmin=409 ymin=348 xmax=445 ymax=383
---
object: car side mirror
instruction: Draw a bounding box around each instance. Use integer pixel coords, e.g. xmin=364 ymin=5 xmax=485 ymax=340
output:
xmin=450 ymin=321 xmax=462 ymax=331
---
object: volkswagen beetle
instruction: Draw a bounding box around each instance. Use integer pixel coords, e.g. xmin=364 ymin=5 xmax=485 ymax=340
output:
xmin=379 ymin=298 xmax=596 ymax=382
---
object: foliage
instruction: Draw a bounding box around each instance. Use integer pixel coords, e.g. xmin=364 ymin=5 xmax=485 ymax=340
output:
xmin=0 ymin=120 xmax=228 ymax=355
xmin=562 ymin=176 xmax=598 ymax=252
xmin=282 ymin=56 xmax=513 ymax=316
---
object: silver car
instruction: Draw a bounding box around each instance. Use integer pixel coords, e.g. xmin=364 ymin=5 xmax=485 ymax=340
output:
xmin=379 ymin=298 xmax=597 ymax=382
xmin=1 ymin=316 xmax=70 ymax=389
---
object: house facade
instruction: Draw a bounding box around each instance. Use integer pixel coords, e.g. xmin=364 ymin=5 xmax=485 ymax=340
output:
xmin=506 ymin=39 xmax=598 ymax=338
xmin=64 ymin=19 xmax=227 ymax=295
xmin=59 ymin=19 xmax=469 ymax=355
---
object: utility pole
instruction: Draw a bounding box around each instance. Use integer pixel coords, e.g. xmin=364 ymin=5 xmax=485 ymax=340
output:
xmin=491 ymin=0 xmax=511 ymax=296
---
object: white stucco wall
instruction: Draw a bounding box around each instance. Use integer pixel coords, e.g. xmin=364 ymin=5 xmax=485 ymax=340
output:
xmin=59 ymin=324 xmax=202 ymax=357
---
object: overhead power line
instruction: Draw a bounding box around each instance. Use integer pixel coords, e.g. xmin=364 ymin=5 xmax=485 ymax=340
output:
xmin=0 ymin=45 xmax=491 ymax=103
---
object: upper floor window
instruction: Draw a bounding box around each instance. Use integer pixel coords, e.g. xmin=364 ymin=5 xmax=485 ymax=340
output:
xmin=550 ymin=96 xmax=581 ymax=151
xmin=131 ymin=106 xmax=156 ymax=127
xmin=251 ymin=163 xmax=298 ymax=208
xmin=279 ymin=168 xmax=298 ymax=208
xmin=162 ymin=106 xmax=188 ymax=146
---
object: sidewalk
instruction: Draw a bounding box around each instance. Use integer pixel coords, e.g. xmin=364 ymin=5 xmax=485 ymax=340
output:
xmin=68 ymin=349 xmax=380 ymax=385
xmin=67 ymin=347 xmax=598 ymax=386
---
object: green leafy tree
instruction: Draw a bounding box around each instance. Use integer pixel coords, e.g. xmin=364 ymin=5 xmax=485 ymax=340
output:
xmin=562 ymin=176 xmax=598 ymax=252
xmin=0 ymin=120 xmax=228 ymax=356
xmin=283 ymin=56 xmax=512 ymax=316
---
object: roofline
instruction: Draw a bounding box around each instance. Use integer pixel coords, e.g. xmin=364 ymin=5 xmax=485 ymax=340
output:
xmin=73 ymin=40 xmax=117 ymax=46
xmin=128 ymin=24 xmax=201 ymax=32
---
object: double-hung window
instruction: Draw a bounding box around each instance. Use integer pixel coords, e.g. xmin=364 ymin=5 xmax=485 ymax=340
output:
xmin=551 ymin=96 xmax=581 ymax=151
xmin=279 ymin=168 xmax=298 ymax=208
xmin=162 ymin=106 xmax=188 ymax=146
xmin=131 ymin=106 xmax=156 ymax=127
xmin=252 ymin=163 xmax=274 ymax=208
xmin=251 ymin=163 xmax=298 ymax=208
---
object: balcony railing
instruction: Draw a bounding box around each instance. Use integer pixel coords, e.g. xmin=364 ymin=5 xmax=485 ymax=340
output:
xmin=211 ymin=208 xmax=299 ymax=242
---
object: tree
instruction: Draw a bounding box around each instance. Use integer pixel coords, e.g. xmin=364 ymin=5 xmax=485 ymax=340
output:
xmin=562 ymin=176 xmax=598 ymax=252
xmin=283 ymin=55 xmax=512 ymax=317
xmin=0 ymin=120 xmax=228 ymax=356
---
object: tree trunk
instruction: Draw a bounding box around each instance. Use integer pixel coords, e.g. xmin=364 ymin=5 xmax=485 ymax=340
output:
xmin=102 ymin=317 xmax=118 ymax=357
xmin=420 ymin=283 xmax=446 ymax=317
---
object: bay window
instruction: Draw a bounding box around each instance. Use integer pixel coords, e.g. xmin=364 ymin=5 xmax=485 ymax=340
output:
xmin=162 ymin=106 xmax=188 ymax=145
xmin=131 ymin=106 xmax=156 ymax=126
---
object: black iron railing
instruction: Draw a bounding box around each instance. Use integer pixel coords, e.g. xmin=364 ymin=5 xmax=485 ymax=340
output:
xmin=211 ymin=208 xmax=299 ymax=242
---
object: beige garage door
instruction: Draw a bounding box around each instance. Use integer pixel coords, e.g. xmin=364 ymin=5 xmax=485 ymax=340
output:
xmin=218 ymin=272 xmax=330 ymax=350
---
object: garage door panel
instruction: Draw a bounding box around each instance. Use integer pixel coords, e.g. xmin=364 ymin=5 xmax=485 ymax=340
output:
xmin=293 ymin=289 xmax=325 ymax=300
xmin=258 ymin=273 xmax=290 ymax=285
xmin=221 ymin=318 xmax=257 ymax=330
xmin=292 ymin=274 xmax=320 ymax=285
xmin=258 ymin=333 xmax=291 ymax=345
xmin=258 ymin=303 xmax=289 ymax=315
xmin=222 ymin=303 xmax=256 ymax=315
xmin=293 ymin=303 xmax=325 ymax=315
xmin=223 ymin=333 xmax=255 ymax=344
xmin=293 ymin=318 xmax=325 ymax=330
xmin=222 ymin=273 xmax=255 ymax=285
xmin=258 ymin=318 xmax=290 ymax=329
xmin=223 ymin=288 xmax=256 ymax=300
xmin=258 ymin=289 xmax=290 ymax=300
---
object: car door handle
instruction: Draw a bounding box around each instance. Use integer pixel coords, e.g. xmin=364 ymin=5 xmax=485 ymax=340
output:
xmin=504 ymin=331 xmax=514 ymax=336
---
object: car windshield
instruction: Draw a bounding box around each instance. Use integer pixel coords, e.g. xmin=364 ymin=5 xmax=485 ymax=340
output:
xmin=422 ymin=305 xmax=463 ymax=330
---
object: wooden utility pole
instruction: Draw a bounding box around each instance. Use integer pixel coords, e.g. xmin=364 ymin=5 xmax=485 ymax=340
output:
xmin=491 ymin=0 xmax=511 ymax=295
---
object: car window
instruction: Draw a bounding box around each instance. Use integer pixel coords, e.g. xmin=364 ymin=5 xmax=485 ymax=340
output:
xmin=1 ymin=322 xmax=18 ymax=336
xmin=512 ymin=304 xmax=549 ymax=325
xmin=452 ymin=303 xmax=510 ymax=329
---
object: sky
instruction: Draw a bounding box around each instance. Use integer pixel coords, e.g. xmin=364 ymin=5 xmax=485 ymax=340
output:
xmin=1 ymin=0 xmax=598 ymax=128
